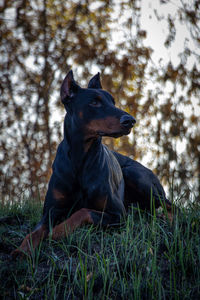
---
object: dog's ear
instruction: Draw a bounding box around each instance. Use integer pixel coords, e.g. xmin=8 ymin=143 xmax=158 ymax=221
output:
xmin=60 ymin=70 xmax=80 ymax=103
xmin=88 ymin=73 xmax=102 ymax=89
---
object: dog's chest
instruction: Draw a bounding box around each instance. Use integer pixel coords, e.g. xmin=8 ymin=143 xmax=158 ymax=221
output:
xmin=80 ymin=145 xmax=123 ymax=200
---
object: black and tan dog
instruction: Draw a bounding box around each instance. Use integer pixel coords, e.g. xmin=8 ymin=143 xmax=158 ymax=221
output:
xmin=12 ymin=70 xmax=173 ymax=257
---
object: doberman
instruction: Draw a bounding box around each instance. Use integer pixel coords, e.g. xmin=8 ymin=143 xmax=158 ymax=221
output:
xmin=12 ymin=70 xmax=173 ymax=257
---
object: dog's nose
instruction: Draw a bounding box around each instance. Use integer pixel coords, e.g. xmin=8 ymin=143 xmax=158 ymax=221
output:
xmin=120 ymin=115 xmax=136 ymax=128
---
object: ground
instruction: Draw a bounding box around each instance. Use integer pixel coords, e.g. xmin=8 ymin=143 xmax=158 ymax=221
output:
xmin=0 ymin=199 xmax=200 ymax=299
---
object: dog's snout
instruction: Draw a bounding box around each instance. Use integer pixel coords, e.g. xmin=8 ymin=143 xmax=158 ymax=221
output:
xmin=120 ymin=115 xmax=136 ymax=129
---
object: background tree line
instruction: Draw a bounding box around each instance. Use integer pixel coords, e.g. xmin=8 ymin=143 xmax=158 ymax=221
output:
xmin=0 ymin=0 xmax=199 ymax=204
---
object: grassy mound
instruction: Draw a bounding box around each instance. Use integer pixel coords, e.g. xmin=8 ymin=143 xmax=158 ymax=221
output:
xmin=0 ymin=198 xmax=200 ymax=299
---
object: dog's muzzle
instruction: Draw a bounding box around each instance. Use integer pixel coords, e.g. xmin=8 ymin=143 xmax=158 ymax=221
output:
xmin=120 ymin=115 xmax=136 ymax=129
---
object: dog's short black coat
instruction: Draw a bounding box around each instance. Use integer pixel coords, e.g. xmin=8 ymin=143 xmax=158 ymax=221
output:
xmin=12 ymin=70 xmax=173 ymax=256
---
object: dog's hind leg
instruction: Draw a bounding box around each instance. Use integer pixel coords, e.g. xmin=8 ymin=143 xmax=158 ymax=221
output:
xmin=161 ymin=199 xmax=179 ymax=224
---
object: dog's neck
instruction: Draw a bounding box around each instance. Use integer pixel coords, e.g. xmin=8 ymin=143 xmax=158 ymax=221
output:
xmin=64 ymin=115 xmax=102 ymax=170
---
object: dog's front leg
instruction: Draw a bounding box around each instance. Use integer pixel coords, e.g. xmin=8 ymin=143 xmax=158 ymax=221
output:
xmin=50 ymin=208 xmax=94 ymax=240
xmin=50 ymin=208 xmax=121 ymax=240
xmin=11 ymin=224 xmax=48 ymax=258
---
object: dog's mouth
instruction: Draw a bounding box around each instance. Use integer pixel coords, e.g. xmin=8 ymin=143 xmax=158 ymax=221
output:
xmin=98 ymin=128 xmax=132 ymax=138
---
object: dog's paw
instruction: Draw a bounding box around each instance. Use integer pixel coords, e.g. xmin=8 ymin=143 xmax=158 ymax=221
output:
xmin=10 ymin=248 xmax=27 ymax=260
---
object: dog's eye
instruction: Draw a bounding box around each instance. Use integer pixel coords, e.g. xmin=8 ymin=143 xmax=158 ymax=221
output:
xmin=89 ymin=99 xmax=102 ymax=107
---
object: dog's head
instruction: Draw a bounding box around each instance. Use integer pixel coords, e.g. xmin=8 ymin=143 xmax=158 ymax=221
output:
xmin=61 ymin=70 xmax=136 ymax=138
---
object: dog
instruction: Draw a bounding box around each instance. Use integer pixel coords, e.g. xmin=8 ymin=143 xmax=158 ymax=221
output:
xmin=12 ymin=70 xmax=173 ymax=257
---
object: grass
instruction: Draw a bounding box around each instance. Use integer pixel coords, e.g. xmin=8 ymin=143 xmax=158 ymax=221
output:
xmin=0 ymin=198 xmax=200 ymax=299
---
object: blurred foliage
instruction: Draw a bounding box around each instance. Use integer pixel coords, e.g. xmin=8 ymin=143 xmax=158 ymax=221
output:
xmin=0 ymin=0 xmax=199 ymax=203
xmin=142 ymin=0 xmax=200 ymax=202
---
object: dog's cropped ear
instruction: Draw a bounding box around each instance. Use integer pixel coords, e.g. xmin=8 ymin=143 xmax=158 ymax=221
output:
xmin=88 ymin=73 xmax=102 ymax=89
xmin=60 ymin=70 xmax=80 ymax=104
